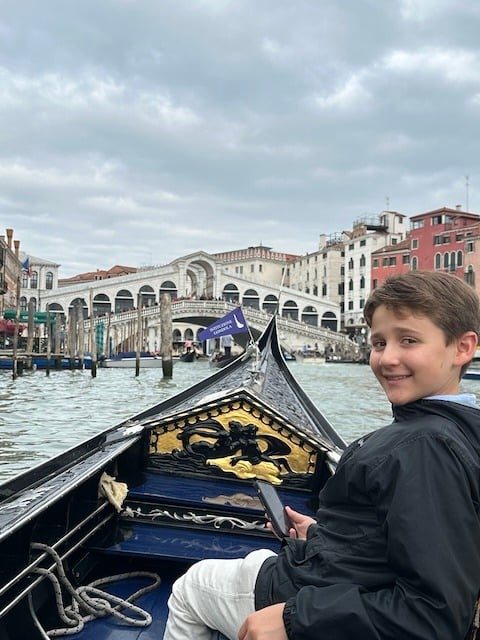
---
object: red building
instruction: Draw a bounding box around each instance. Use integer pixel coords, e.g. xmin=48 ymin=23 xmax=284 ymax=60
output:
xmin=371 ymin=237 xmax=411 ymax=289
xmin=409 ymin=206 xmax=480 ymax=276
xmin=371 ymin=206 xmax=480 ymax=291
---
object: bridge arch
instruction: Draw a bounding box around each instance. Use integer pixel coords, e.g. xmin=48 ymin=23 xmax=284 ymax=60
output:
xmin=223 ymin=283 xmax=239 ymax=303
xmin=115 ymin=289 xmax=134 ymax=313
xmin=185 ymin=256 xmax=216 ymax=298
xmin=242 ymin=288 xmax=260 ymax=309
xmin=262 ymin=294 xmax=278 ymax=315
xmin=93 ymin=293 xmax=111 ymax=317
xmin=139 ymin=285 xmax=156 ymax=307
xmin=69 ymin=297 xmax=88 ymax=319
xmin=282 ymin=300 xmax=298 ymax=321
xmin=301 ymin=305 xmax=318 ymax=326
xmin=159 ymin=281 xmax=178 ymax=299
xmin=321 ymin=311 xmax=338 ymax=331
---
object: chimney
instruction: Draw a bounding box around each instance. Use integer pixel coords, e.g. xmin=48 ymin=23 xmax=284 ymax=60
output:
xmin=6 ymin=228 xmax=13 ymax=249
xmin=456 ymin=204 xmax=462 ymax=211
xmin=14 ymin=240 xmax=20 ymax=257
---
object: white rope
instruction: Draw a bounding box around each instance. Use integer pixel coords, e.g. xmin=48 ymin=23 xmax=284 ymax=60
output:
xmin=28 ymin=542 xmax=161 ymax=638
xmin=472 ymin=598 xmax=480 ymax=640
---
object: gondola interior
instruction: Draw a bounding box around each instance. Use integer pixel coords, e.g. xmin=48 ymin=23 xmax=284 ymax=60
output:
xmin=0 ymin=316 xmax=344 ymax=639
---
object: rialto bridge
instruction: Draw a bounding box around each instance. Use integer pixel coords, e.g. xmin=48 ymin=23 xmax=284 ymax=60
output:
xmin=39 ymin=251 xmax=356 ymax=355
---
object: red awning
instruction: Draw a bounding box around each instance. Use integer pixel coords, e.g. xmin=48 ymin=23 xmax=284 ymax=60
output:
xmin=0 ymin=319 xmax=26 ymax=335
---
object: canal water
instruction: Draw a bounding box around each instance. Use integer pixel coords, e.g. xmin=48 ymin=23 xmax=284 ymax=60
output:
xmin=0 ymin=360 xmax=478 ymax=483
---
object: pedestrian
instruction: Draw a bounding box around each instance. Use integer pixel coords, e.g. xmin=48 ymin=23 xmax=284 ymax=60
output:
xmin=164 ymin=270 xmax=480 ymax=640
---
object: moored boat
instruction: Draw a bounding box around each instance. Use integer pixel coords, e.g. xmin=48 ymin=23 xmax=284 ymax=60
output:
xmin=463 ymin=367 xmax=480 ymax=380
xmin=0 ymin=315 xmax=345 ymax=639
xmin=0 ymin=354 xmax=93 ymax=371
xmin=100 ymin=351 xmax=164 ymax=368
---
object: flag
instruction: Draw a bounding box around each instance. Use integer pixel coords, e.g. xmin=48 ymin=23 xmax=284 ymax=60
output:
xmin=198 ymin=307 xmax=248 ymax=341
xmin=22 ymin=258 xmax=32 ymax=277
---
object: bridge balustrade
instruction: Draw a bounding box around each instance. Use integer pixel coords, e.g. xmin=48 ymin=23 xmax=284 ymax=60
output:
xmin=82 ymin=299 xmax=355 ymax=353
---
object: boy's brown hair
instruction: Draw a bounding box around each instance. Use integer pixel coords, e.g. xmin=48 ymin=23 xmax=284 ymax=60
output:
xmin=364 ymin=271 xmax=480 ymax=348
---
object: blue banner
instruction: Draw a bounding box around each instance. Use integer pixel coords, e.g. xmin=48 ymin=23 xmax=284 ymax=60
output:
xmin=198 ymin=308 xmax=248 ymax=341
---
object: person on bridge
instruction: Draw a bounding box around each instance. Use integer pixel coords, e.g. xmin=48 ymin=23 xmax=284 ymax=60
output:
xmin=163 ymin=270 xmax=480 ymax=640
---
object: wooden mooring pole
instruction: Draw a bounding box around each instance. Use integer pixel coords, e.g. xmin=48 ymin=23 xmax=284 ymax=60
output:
xmin=135 ymin=294 xmax=142 ymax=377
xmin=160 ymin=293 xmax=173 ymax=378
xmin=89 ymin=289 xmax=97 ymax=378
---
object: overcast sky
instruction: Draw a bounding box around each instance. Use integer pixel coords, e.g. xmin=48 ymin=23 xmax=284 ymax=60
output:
xmin=1 ymin=0 xmax=480 ymax=277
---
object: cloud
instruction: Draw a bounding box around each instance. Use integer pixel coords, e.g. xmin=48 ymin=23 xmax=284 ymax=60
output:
xmin=0 ymin=0 xmax=479 ymax=276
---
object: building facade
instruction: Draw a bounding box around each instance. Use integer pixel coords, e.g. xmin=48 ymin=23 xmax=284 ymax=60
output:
xmin=18 ymin=252 xmax=61 ymax=313
xmin=0 ymin=228 xmax=23 ymax=314
xmin=343 ymin=211 xmax=406 ymax=331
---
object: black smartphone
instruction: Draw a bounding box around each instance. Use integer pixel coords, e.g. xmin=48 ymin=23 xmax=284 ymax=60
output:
xmin=254 ymin=479 xmax=292 ymax=538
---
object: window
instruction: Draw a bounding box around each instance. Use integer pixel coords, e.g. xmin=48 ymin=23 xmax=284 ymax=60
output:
xmin=411 ymin=257 xmax=418 ymax=271
xmin=450 ymin=252 xmax=456 ymax=271
xmin=360 ymin=239 xmax=366 ymax=246
xmin=467 ymin=241 xmax=474 ymax=253
xmin=457 ymin=251 xmax=463 ymax=267
xmin=382 ymin=257 xmax=389 ymax=266
xmin=434 ymin=236 xmax=442 ymax=245
xmin=411 ymin=239 xmax=418 ymax=249
xmin=465 ymin=265 xmax=475 ymax=287
xmin=443 ymin=253 xmax=449 ymax=268
xmin=359 ymin=254 xmax=366 ymax=267
xmin=372 ymin=279 xmax=378 ymax=289
xmin=30 ymin=271 xmax=38 ymax=288
xmin=45 ymin=272 xmax=53 ymax=289
xmin=442 ymin=235 xmax=450 ymax=244
xmin=360 ymin=276 xmax=365 ymax=289
xmin=250 ymin=264 xmax=254 ymax=273
xmin=259 ymin=264 xmax=262 ymax=272
xmin=372 ymin=258 xmax=379 ymax=268
xmin=391 ymin=238 xmax=397 ymax=245
xmin=402 ymin=255 xmax=410 ymax=264
xmin=349 ymin=279 xmax=353 ymax=291
xmin=322 ymin=284 xmax=327 ymax=296
xmin=435 ymin=253 xmax=441 ymax=269
xmin=348 ymin=301 xmax=354 ymax=310
xmin=348 ymin=258 xmax=354 ymax=270
xmin=411 ymin=220 xmax=424 ymax=229
xmin=432 ymin=215 xmax=442 ymax=225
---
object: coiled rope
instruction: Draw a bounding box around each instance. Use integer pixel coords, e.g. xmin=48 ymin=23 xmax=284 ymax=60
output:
xmin=28 ymin=542 xmax=161 ymax=638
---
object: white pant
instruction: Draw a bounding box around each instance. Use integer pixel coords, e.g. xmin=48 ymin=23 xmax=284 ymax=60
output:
xmin=164 ymin=548 xmax=276 ymax=640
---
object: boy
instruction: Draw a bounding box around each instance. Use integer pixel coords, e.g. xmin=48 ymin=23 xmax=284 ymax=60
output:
xmin=164 ymin=271 xmax=480 ymax=640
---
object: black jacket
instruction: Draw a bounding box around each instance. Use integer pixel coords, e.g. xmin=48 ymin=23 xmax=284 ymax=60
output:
xmin=255 ymin=399 xmax=480 ymax=639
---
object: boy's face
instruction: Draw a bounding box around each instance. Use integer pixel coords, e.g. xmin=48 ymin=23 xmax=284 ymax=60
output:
xmin=369 ymin=304 xmax=476 ymax=405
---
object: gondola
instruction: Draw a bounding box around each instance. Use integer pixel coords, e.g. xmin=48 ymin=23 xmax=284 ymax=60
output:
xmin=0 ymin=315 xmax=346 ymax=640
xmin=179 ymin=349 xmax=196 ymax=362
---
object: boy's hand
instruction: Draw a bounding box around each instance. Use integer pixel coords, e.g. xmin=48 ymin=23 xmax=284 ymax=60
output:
xmin=238 ymin=603 xmax=287 ymax=640
xmin=285 ymin=506 xmax=316 ymax=539
xmin=265 ymin=506 xmax=316 ymax=539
